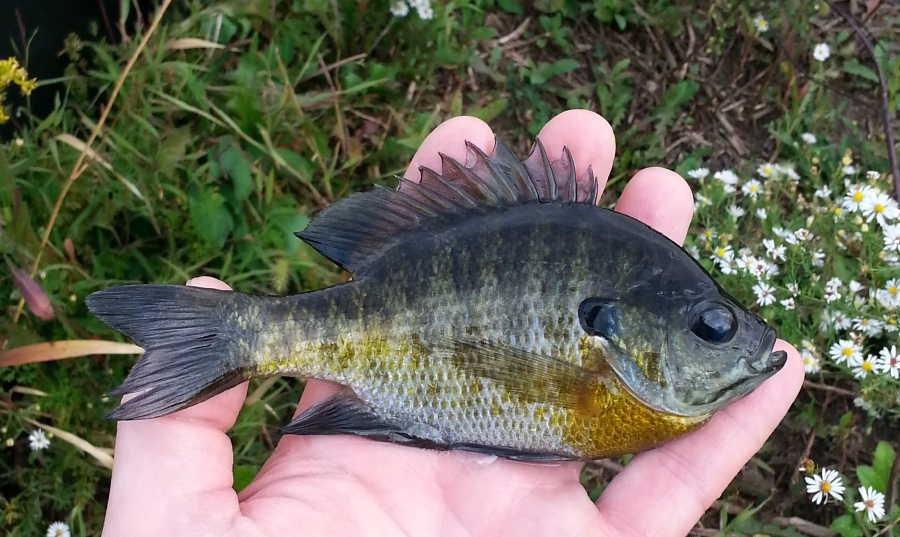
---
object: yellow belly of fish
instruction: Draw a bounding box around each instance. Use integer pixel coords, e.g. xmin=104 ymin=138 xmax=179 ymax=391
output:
xmin=564 ymin=378 xmax=710 ymax=458
xmin=253 ymin=332 xmax=709 ymax=459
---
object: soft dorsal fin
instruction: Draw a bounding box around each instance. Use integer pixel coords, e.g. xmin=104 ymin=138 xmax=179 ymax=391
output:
xmin=296 ymin=137 xmax=599 ymax=273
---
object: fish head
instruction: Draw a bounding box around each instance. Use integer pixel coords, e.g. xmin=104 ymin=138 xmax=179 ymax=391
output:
xmin=579 ymin=277 xmax=786 ymax=419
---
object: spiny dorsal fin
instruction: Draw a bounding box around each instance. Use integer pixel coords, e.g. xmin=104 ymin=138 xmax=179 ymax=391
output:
xmin=296 ymin=137 xmax=599 ymax=273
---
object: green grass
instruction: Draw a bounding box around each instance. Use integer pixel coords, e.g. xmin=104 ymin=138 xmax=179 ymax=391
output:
xmin=2 ymin=0 xmax=900 ymax=534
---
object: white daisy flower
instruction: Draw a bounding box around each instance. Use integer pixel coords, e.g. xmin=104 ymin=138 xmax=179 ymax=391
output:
xmin=772 ymin=226 xmax=791 ymax=239
xmin=46 ymin=521 xmax=71 ymax=537
xmin=742 ymin=179 xmax=764 ymax=198
xmin=801 ymin=132 xmax=817 ymax=144
xmin=757 ymin=164 xmax=775 ymax=178
xmin=829 ymin=339 xmax=861 ymax=365
xmin=854 ymin=486 xmax=886 ymax=523
xmin=805 ymin=468 xmax=844 ymax=504
xmin=717 ymin=256 xmax=738 ymax=275
xmin=813 ymin=43 xmax=831 ymax=62
xmin=694 ymin=192 xmax=712 ymax=210
xmin=852 ymin=355 xmax=878 ymax=378
xmin=688 ymin=244 xmax=701 ymax=260
xmin=698 ymin=228 xmax=717 ymax=243
xmin=825 ymin=277 xmax=843 ymax=292
xmin=787 ymin=282 xmax=799 ymax=296
xmin=883 ymin=224 xmax=900 ymax=252
xmin=780 ymin=297 xmax=795 ymax=310
xmin=728 ymin=205 xmax=746 ymax=219
xmin=794 ymin=228 xmax=811 ymax=241
xmin=762 ymin=238 xmax=786 ymax=261
xmin=710 ymin=245 xmax=733 ymax=263
xmin=752 ymin=14 xmax=769 ymax=32
xmin=879 ymin=346 xmax=899 ymax=378
xmin=814 ymin=185 xmax=832 ymax=199
xmin=714 ymin=169 xmax=739 ymax=185
xmin=866 ymin=170 xmax=881 ymax=180
xmin=778 ymin=164 xmax=800 ymax=182
xmin=416 ymin=3 xmax=434 ymax=19
xmin=755 ymin=207 xmax=768 ymax=220
xmin=860 ymin=191 xmax=900 ymax=226
xmin=876 ymin=278 xmax=899 ymax=308
xmin=832 ymin=311 xmax=852 ymax=330
xmin=842 ymin=165 xmax=857 ymax=175
xmin=688 ymin=167 xmax=709 ymax=179
xmin=843 ymin=184 xmax=872 ymax=212
xmin=28 ymin=428 xmax=50 ymax=451
xmin=811 ymin=249 xmax=825 ymax=267
xmin=753 ymin=282 xmax=776 ymax=306
xmin=389 ymin=0 xmax=409 ymax=16
xmin=801 ymin=350 xmax=821 ymax=374
xmin=853 ymin=318 xmax=884 ymax=337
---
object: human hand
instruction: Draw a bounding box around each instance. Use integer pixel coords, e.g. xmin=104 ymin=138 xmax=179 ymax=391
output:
xmin=101 ymin=110 xmax=804 ymax=537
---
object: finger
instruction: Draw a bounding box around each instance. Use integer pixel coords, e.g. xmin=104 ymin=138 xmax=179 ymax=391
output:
xmin=288 ymin=118 xmax=497 ymax=424
xmin=614 ymin=167 xmax=694 ymax=244
xmin=103 ymin=276 xmax=245 ymax=536
xmin=404 ymin=116 xmax=495 ymax=181
xmin=595 ymin=340 xmax=804 ymax=537
xmin=535 ymin=110 xmax=617 ymax=198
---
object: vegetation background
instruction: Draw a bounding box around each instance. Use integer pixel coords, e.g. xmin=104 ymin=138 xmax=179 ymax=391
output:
xmin=1 ymin=0 xmax=899 ymax=535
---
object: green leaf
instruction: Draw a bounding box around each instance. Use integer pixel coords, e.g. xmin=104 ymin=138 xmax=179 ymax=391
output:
xmin=534 ymin=0 xmax=564 ymax=13
xmin=449 ymin=89 xmax=463 ymax=118
xmin=220 ymin=146 xmax=254 ymax=203
xmin=833 ymin=255 xmax=860 ymax=282
xmin=497 ymin=0 xmax=522 ymax=14
xmin=468 ymin=27 xmax=497 ymax=41
xmin=467 ymin=98 xmax=508 ymax=123
xmin=872 ymin=441 xmax=896 ymax=487
xmin=857 ymin=465 xmax=881 ymax=491
xmin=157 ymin=127 xmax=193 ymax=177
xmin=233 ymin=465 xmax=257 ymax=493
xmin=842 ymin=60 xmax=879 ymax=83
xmin=188 ymin=184 xmax=234 ymax=249
xmin=830 ymin=514 xmax=863 ymax=537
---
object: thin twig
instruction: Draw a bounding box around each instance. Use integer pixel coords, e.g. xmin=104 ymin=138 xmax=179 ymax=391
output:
xmin=887 ymin=448 xmax=900 ymax=514
xmin=824 ymin=0 xmax=900 ymax=202
xmin=802 ymin=380 xmax=857 ymax=397
xmin=11 ymin=0 xmax=174 ymax=323
xmin=318 ymin=53 xmax=350 ymax=159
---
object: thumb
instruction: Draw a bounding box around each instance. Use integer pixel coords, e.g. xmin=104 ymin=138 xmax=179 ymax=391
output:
xmin=102 ymin=276 xmax=247 ymax=536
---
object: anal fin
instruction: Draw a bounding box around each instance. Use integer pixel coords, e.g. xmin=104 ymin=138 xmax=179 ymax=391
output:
xmin=279 ymin=390 xmax=446 ymax=450
xmin=449 ymin=443 xmax=578 ymax=462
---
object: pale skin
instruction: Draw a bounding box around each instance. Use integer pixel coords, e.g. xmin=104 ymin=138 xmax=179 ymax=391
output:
xmin=102 ymin=110 xmax=804 ymax=537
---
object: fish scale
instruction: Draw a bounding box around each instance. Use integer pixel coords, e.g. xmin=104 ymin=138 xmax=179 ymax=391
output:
xmin=86 ymin=137 xmax=786 ymax=461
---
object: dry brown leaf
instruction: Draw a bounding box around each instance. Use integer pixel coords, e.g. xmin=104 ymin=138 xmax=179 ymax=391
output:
xmin=167 ymin=38 xmax=225 ymax=51
xmin=23 ymin=418 xmax=114 ymax=470
xmin=8 ymin=262 xmax=54 ymax=320
xmin=10 ymin=386 xmax=49 ymax=397
xmin=0 ymin=340 xmax=143 ymax=367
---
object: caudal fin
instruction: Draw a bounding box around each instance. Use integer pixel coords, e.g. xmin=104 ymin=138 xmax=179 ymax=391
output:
xmin=86 ymin=285 xmax=253 ymax=420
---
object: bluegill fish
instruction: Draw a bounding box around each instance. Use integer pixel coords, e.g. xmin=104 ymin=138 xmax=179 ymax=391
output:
xmin=86 ymin=138 xmax=786 ymax=461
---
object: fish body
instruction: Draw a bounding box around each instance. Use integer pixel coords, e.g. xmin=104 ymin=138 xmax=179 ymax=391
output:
xmin=87 ymin=139 xmax=786 ymax=461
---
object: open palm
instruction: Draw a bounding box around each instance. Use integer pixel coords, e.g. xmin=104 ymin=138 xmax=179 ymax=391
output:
xmin=102 ymin=110 xmax=803 ymax=537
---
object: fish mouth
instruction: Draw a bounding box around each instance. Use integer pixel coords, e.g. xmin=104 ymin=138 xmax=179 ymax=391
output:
xmin=745 ymin=328 xmax=786 ymax=375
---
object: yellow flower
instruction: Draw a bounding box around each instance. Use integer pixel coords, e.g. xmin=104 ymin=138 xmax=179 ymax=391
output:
xmin=0 ymin=56 xmax=37 ymax=125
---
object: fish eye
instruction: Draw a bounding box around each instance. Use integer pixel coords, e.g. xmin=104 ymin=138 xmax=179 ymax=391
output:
xmin=690 ymin=303 xmax=736 ymax=343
